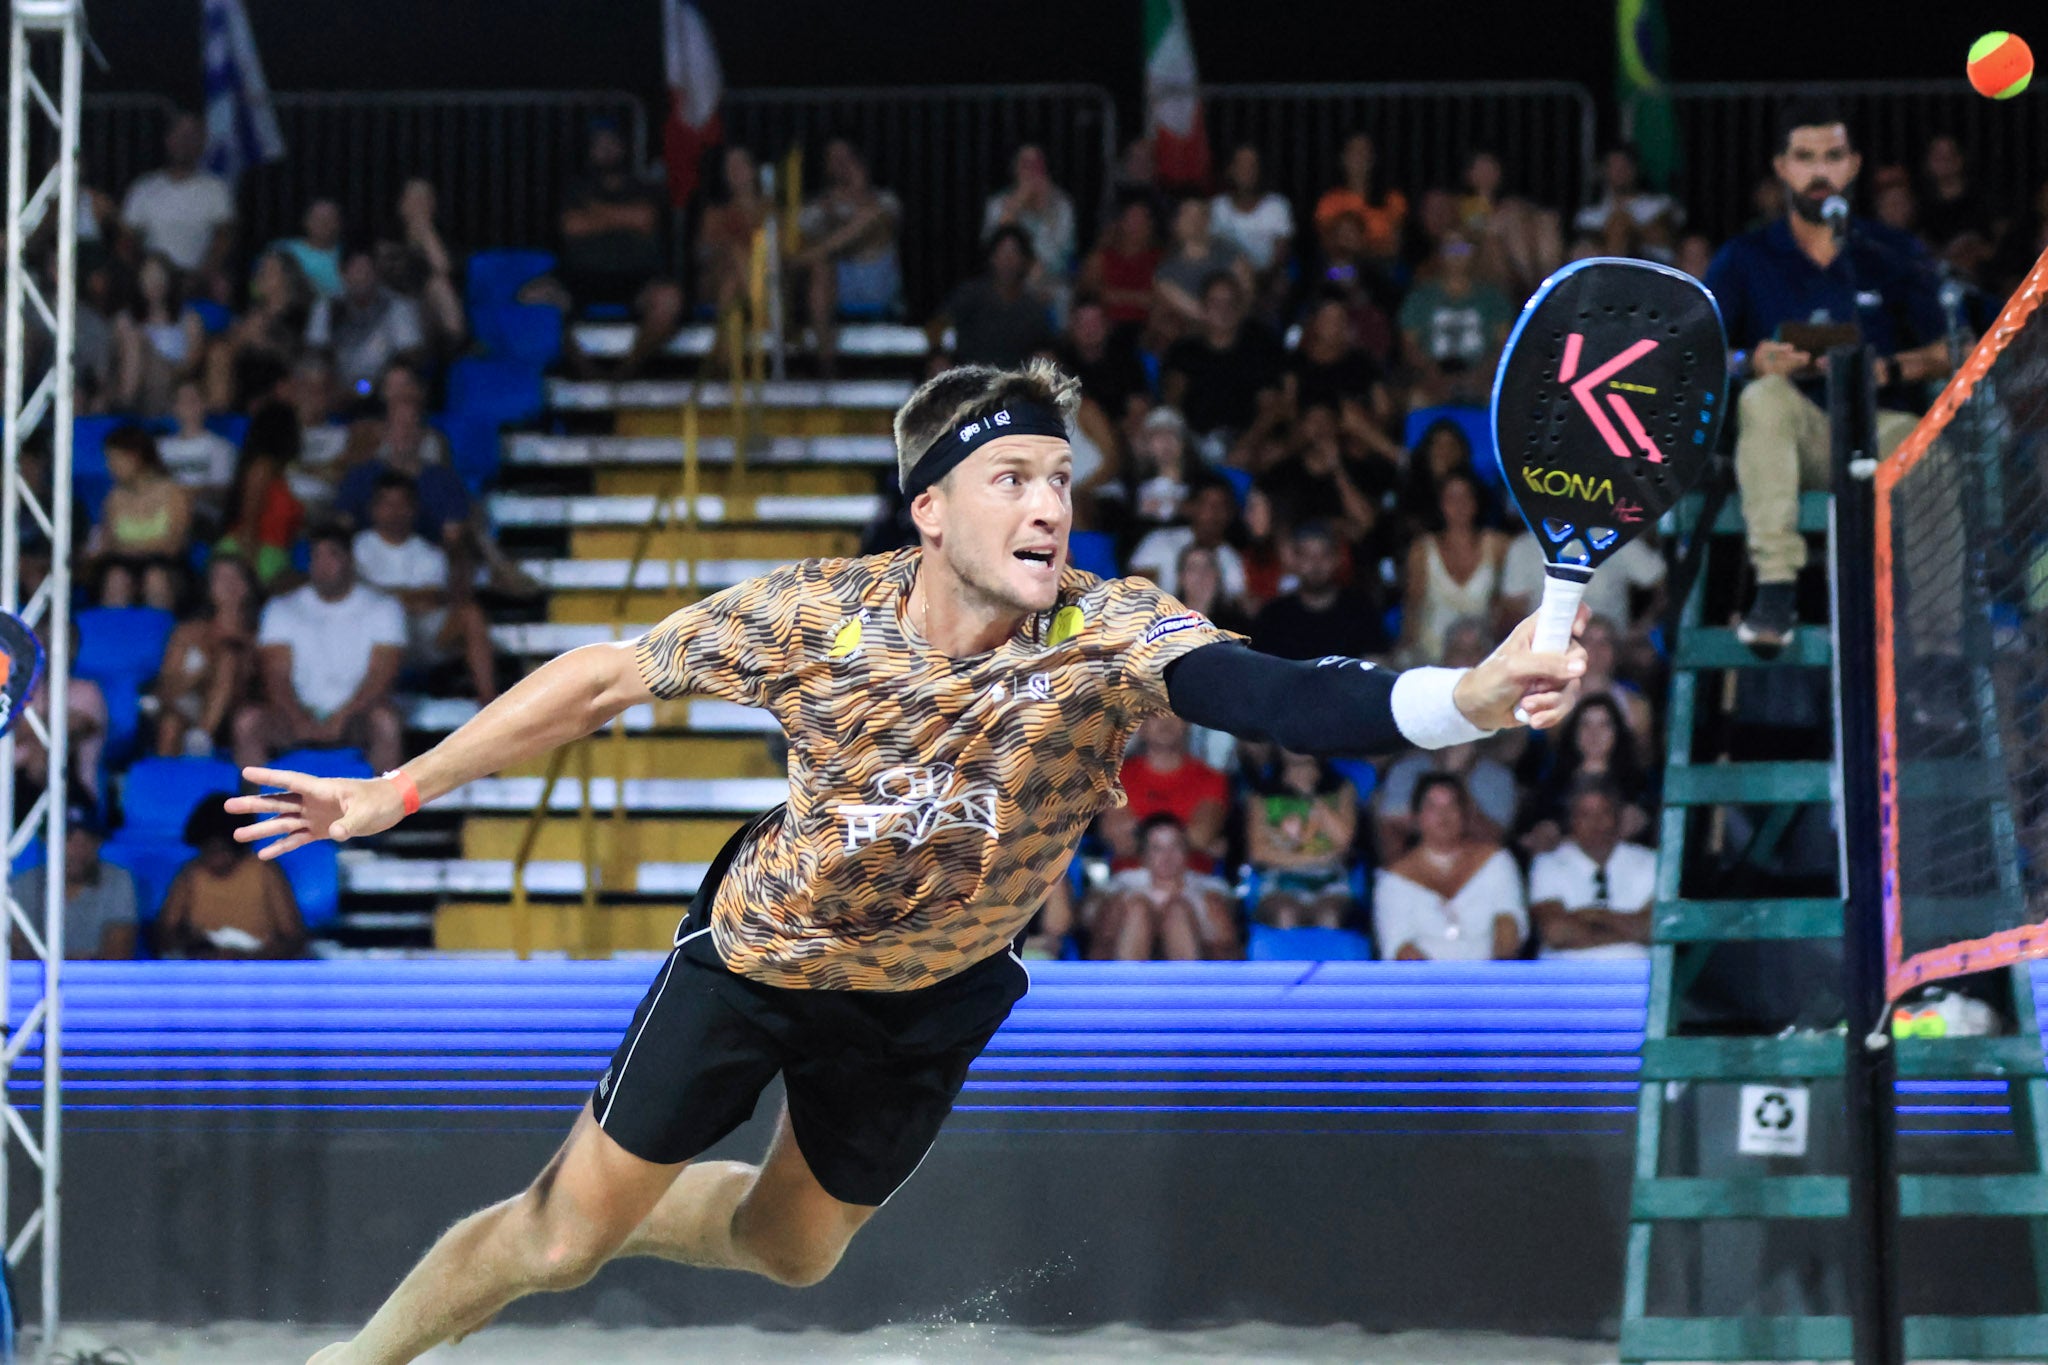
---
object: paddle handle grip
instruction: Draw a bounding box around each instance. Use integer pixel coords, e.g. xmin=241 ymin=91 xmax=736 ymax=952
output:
xmin=1532 ymin=570 xmax=1589 ymax=655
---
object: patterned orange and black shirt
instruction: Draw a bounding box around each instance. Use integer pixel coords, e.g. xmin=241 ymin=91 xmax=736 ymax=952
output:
xmin=633 ymin=546 xmax=1238 ymax=990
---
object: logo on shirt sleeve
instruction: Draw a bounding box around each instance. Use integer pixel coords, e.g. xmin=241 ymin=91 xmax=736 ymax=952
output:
xmin=1141 ymin=612 xmax=1208 ymax=645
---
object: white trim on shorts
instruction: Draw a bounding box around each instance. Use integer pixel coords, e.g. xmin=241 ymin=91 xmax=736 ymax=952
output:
xmin=598 ymin=941 xmax=691 ymax=1129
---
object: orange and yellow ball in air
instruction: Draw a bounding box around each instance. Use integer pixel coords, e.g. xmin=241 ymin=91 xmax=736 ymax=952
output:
xmin=1968 ymin=31 xmax=2034 ymax=100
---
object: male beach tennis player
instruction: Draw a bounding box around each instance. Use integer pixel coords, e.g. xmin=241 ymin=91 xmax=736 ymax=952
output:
xmin=231 ymin=361 xmax=1587 ymax=1365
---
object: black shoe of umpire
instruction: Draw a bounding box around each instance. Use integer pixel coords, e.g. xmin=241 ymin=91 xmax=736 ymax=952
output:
xmin=1736 ymin=582 xmax=1798 ymax=659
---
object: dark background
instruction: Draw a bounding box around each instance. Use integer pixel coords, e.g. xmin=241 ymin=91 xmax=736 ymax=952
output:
xmin=78 ymin=0 xmax=2048 ymax=118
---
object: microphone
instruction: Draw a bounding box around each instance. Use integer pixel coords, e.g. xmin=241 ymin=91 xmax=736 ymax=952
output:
xmin=1821 ymin=194 xmax=1850 ymax=238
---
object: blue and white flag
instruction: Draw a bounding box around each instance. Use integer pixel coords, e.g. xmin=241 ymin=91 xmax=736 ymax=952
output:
xmin=201 ymin=0 xmax=284 ymax=183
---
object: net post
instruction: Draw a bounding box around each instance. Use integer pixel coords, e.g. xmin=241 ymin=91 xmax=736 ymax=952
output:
xmin=1829 ymin=341 xmax=1904 ymax=1365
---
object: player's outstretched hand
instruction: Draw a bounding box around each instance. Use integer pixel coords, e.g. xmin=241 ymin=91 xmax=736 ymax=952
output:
xmin=225 ymin=767 xmax=410 ymax=859
xmin=1452 ymin=604 xmax=1590 ymax=732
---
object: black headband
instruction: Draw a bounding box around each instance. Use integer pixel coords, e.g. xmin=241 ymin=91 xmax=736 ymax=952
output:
xmin=901 ymin=398 xmax=1069 ymax=501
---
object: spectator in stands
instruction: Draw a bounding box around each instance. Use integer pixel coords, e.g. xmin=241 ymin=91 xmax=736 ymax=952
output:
xmin=112 ymin=253 xmax=205 ymax=417
xmin=10 ymin=793 xmax=134 ymax=960
xmin=1311 ymin=211 xmax=1399 ymax=365
xmin=1374 ymin=729 xmax=1520 ymax=861
xmin=1247 ymin=749 xmax=1358 ymax=931
xmin=931 ymin=226 xmax=1055 ymax=369
xmin=273 ymin=198 xmax=346 ymax=300
xmin=1122 ymin=406 xmax=1220 ymax=543
xmin=1085 ymin=813 xmax=1238 ymax=961
xmin=365 ymin=362 xmax=451 ymax=468
xmin=1258 ymin=401 xmax=1394 ymax=555
xmin=1079 ymin=194 xmax=1163 ymax=336
xmin=1872 ymin=165 xmax=1918 ymax=235
xmin=335 ymin=368 xmax=470 ymax=552
xmin=283 ymin=350 xmax=349 ymax=511
xmin=1499 ymin=525 xmax=1665 ymax=646
xmin=1094 ymin=712 xmax=1230 ymax=871
xmin=1917 ymin=134 xmax=1995 ymax=272
xmin=1057 ymin=293 xmax=1149 ymax=435
xmin=1572 ymin=144 xmax=1684 ymax=263
xmin=236 ymin=524 xmax=405 ymax=773
xmin=1167 ymin=542 xmax=1252 ymax=637
xmin=1399 ymin=230 xmax=1512 ymax=408
xmin=1572 ymin=613 xmax=1655 ymax=748
xmin=306 ymin=249 xmax=427 ymax=398
xmin=530 ymin=122 xmax=683 ymax=380
xmin=1161 ymin=272 xmax=1284 ymax=452
xmin=1210 ymin=144 xmax=1295 ymax=317
xmin=1129 ymin=482 xmax=1245 ymax=602
xmin=1707 ymin=99 xmax=1948 ymax=652
xmin=1154 ymin=196 xmax=1253 ymax=331
xmin=87 ymin=424 xmax=191 ymax=611
xmin=354 ymin=474 xmax=498 ymax=703
xmin=159 ymin=379 xmax=237 ymax=517
xmin=379 ymin=178 xmax=468 ymax=363
xmin=1676 ymin=233 xmax=1714 ymax=282
xmin=697 ymin=146 xmax=770 ymax=317
xmin=1457 ymin=147 xmax=1563 ymax=295
xmin=1400 ymin=468 xmax=1507 ymax=665
xmin=983 ymin=144 xmax=1077 ymax=297
xmin=154 ymin=554 xmax=260 ymax=758
xmin=157 ymin=796 xmax=306 ymax=960
xmin=208 ymin=247 xmax=314 ymax=411
xmin=1374 ymin=772 xmax=1526 ymax=961
xmin=117 ymin=112 xmax=234 ymax=304
xmin=1398 ymin=418 xmax=1479 ymax=534
xmin=1284 ymin=294 xmax=1404 ymax=465
xmin=795 ymin=139 xmax=904 ymax=375
xmin=1529 ymin=778 xmax=1654 ymax=961
xmin=18 ymin=625 xmax=105 ymax=805
xmin=1250 ymin=521 xmax=1390 ymax=662
xmin=214 ymin=402 xmax=306 ymax=586
xmin=1518 ymin=693 xmax=1654 ymax=856
xmin=1314 ymin=132 xmax=1407 ymax=268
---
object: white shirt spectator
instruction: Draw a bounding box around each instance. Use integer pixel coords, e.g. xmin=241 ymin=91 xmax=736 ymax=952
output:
xmin=1126 ymin=528 xmax=1247 ymax=600
xmin=1209 ymin=192 xmax=1295 ymax=272
xmin=1374 ymin=849 xmax=1525 ymax=962
xmin=259 ymin=582 xmax=405 ymax=719
xmin=1502 ymin=532 xmax=1664 ymax=628
xmin=306 ymin=289 xmax=425 ymax=394
xmin=1103 ymin=865 xmax=1233 ymax=904
xmin=157 ymin=429 xmax=237 ymax=493
xmin=352 ymin=529 xmax=447 ymax=593
xmin=1529 ymin=838 xmax=1656 ymax=961
xmin=981 ymin=189 xmax=1077 ymax=280
xmin=1573 ymin=190 xmax=1685 ymax=238
xmin=119 ymin=170 xmax=235 ymax=273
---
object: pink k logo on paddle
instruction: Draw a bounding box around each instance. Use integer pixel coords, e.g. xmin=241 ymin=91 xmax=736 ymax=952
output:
xmin=1558 ymin=333 xmax=1665 ymax=464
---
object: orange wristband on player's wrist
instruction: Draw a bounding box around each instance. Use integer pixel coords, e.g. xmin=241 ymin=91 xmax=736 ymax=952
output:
xmin=384 ymin=768 xmax=422 ymax=817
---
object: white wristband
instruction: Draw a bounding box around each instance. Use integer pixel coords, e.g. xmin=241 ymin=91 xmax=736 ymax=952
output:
xmin=1391 ymin=666 xmax=1495 ymax=751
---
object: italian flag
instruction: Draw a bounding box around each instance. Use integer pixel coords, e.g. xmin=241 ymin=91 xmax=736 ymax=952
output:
xmin=1144 ymin=0 xmax=1210 ymax=189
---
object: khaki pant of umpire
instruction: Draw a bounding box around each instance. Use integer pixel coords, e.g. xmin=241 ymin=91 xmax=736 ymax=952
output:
xmin=1735 ymin=374 xmax=1921 ymax=583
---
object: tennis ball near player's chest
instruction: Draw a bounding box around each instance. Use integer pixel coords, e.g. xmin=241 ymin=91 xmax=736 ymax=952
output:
xmin=1969 ymin=32 xmax=2034 ymax=100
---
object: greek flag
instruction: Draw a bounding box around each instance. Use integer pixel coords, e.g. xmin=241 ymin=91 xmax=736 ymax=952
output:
xmin=201 ymin=0 xmax=284 ymax=183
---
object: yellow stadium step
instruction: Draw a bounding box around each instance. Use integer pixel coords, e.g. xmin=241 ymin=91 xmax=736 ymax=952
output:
xmin=501 ymin=734 xmax=784 ymax=780
xmin=594 ymin=467 xmax=878 ymax=498
xmin=615 ymin=408 xmax=895 ymax=439
xmin=434 ymin=901 xmax=690 ymax=954
xmin=567 ymin=527 xmax=859 ymax=561
xmin=460 ymin=815 xmax=751 ymax=864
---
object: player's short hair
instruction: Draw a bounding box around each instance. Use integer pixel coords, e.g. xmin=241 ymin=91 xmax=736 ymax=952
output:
xmin=892 ymin=358 xmax=1081 ymax=493
xmin=1774 ymin=98 xmax=1851 ymax=156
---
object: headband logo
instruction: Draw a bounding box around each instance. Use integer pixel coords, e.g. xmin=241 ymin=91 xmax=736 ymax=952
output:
xmin=956 ymin=409 xmax=1014 ymax=444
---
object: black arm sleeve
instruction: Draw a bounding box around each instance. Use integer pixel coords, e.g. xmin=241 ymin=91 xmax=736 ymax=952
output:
xmin=1162 ymin=641 xmax=1404 ymax=757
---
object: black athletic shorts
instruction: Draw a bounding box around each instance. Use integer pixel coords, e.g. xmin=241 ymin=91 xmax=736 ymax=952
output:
xmin=590 ymin=807 xmax=1030 ymax=1206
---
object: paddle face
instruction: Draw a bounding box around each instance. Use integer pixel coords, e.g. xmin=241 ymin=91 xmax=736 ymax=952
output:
xmin=0 ymin=614 xmax=43 ymax=740
xmin=1490 ymin=257 xmax=1728 ymax=573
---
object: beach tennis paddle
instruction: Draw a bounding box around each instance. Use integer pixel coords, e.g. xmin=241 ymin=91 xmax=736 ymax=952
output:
xmin=1490 ymin=257 xmax=1728 ymax=655
xmin=0 ymin=614 xmax=44 ymax=741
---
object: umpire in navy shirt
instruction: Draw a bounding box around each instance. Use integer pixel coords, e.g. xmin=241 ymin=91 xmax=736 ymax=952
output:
xmin=1706 ymin=98 xmax=1951 ymax=654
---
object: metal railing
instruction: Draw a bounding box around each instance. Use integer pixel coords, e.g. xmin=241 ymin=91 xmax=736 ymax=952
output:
xmin=1626 ymin=81 xmax=2048 ymax=244
xmin=79 ymin=91 xmax=175 ymax=207
xmin=723 ymin=83 xmax=1118 ymax=317
xmin=507 ymin=225 xmax=771 ymax=958
xmin=1203 ymin=81 xmax=1598 ymax=227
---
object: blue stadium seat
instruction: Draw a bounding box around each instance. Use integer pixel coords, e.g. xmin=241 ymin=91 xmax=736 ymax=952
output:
xmin=1247 ymin=925 xmax=1374 ymax=961
xmin=119 ymin=756 xmax=240 ymax=842
xmin=475 ymin=302 xmax=563 ymax=366
xmin=1216 ymin=465 xmax=1253 ymax=507
xmin=73 ymin=414 xmax=120 ymax=517
xmin=274 ymin=839 xmax=339 ymax=931
xmin=273 ymin=747 xmax=373 ymax=781
xmin=102 ymin=838 xmax=194 ymax=922
xmin=448 ymin=358 xmax=544 ymax=428
xmin=464 ymin=250 xmax=555 ymax=313
xmin=188 ymin=299 xmax=234 ymax=335
xmin=432 ymin=413 xmax=503 ymax=496
xmin=1403 ymin=405 xmax=1500 ymax=486
xmin=205 ymin=413 xmax=249 ymax=448
xmin=1067 ymin=530 xmax=1120 ymax=580
xmin=74 ymin=606 xmax=176 ymax=763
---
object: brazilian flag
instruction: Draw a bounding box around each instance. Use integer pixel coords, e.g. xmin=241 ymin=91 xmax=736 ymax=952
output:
xmin=1617 ymin=0 xmax=1680 ymax=190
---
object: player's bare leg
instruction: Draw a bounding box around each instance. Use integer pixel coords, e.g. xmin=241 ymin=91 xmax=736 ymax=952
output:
xmin=308 ymin=1101 xmax=683 ymax=1365
xmin=619 ymin=1103 xmax=876 ymax=1285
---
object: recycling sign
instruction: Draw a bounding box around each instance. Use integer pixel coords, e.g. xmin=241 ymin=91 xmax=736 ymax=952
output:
xmin=1738 ymin=1083 xmax=1810 ymax=1157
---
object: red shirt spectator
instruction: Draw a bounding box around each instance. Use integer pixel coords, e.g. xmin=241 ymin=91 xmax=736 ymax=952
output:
xmin=1098 ymin=714 xmax=1230 ymax=870
xmin=1082 ymin=197 xmax=1162 ymax=328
